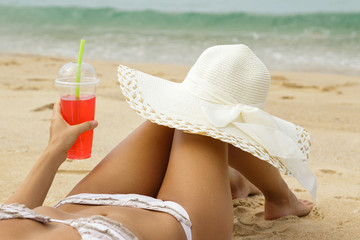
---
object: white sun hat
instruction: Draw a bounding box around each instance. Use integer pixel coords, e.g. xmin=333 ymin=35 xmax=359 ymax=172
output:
xmin=117 ymin=44 xmax=317 ymax=199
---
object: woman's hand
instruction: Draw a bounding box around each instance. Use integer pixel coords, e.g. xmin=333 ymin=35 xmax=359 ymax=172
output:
xmin=6 ymin=102 xmax=98 ymax=208
xmin=48 ymin=102 xmax=98 ymax=159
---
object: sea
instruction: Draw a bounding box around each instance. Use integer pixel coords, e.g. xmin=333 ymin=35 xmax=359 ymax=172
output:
xmin=0 ymin=0 xmax=360 ymax=75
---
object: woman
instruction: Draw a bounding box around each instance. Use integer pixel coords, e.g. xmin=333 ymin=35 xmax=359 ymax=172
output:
xmin=3 ymin=103 xmax=233 ymax=240
xmin=1 ymin=44 xmax=315 ymax=239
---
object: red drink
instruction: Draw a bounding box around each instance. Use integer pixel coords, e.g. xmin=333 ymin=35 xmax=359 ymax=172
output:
xmin=60 ymin=94 xmax=96 ymax=159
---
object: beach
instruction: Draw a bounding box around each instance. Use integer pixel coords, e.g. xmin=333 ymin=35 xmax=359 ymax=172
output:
xmin=0 ymin=53 xmax=359 ymax=239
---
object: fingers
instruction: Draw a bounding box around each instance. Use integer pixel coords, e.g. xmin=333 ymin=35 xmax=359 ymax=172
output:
xmin=51 ymin=101 xmax=98 ymax=136
xmin=74 ymin=120 xmax=98 ymax=135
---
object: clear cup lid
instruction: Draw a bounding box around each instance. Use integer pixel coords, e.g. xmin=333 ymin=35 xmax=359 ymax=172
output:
xmin=55 ymin=62 xmax=99 ymax=86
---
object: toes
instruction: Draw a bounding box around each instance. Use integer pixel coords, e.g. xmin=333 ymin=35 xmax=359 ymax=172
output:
xmin=300 ymin=199 xmax=314 ymax=205
xmin=299 ymin=199 xmax=315 ymax=210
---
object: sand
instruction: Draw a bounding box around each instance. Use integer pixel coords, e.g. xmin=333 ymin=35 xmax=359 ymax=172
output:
xmin=0 ymin=53 xmax=359 ymax=239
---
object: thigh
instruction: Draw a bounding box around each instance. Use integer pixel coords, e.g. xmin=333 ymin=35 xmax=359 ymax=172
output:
xmin=157 ymin=130 xmax=233 ymax=240
xmin=68 ymin=121 xmax=174 ymax=197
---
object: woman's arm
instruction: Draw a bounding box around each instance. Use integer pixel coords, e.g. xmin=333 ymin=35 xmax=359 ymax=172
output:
xmin=6 ymin=102 xmax=98 ymax=209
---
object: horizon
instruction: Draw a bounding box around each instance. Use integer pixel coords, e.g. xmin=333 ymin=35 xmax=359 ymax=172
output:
xmin=1 ymin=0 xmax=360 ymax=14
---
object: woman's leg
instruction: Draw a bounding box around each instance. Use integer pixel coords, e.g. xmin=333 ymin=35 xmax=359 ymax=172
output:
xmin=228 ymin=144 xmax=314 ymax=220
xmin=157 ymin=130 xmax=233 ymax=240
xmin=68 ymin=121 xmax=174 ymax=197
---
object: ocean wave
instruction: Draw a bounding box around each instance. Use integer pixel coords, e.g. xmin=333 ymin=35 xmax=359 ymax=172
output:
xmin=1 ymin=5 xmax=360 ymax=32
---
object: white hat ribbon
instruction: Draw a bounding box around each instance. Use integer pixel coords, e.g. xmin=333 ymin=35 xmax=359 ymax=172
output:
xmin=201 ymin=103 xmax=317 ymax=199
xmin=201 ymin=103 xmax=305 ymax=160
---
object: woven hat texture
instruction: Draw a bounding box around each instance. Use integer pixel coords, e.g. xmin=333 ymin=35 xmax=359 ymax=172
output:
xmin=117 ymin=44 xmax=317 ymax=198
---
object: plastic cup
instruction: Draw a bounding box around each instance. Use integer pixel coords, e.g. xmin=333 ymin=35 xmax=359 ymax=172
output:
xmin=55 ymin=62 xmax=100 ymax=159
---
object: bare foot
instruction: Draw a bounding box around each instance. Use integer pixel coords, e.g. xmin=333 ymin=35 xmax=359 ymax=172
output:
xmin=229 ymin=166 xmax=261 ymax=199
xmin=264 ymin=190 xmax=314 ymax=220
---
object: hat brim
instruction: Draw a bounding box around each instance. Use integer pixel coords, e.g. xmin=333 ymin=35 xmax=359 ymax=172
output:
xmin=118 ymin=65 xmax=317 ymax=198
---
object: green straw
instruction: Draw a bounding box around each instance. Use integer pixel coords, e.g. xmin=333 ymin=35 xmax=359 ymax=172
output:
xmin=75 ymin=39 xmax=85 ymax=100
